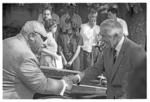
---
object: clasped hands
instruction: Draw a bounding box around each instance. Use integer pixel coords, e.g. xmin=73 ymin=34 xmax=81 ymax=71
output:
xmin=63 ymin=60 xmax=73 ymax=68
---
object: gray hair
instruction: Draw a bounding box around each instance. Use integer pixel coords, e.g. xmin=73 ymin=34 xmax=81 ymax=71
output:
xmin=100 ymin=19 xmax=123 ymax=36
xmin=20 ymin=20 xmax=47 ymax=37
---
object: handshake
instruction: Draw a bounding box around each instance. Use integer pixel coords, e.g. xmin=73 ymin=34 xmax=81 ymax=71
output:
xmin=62 ymin=74 xmax=81 ymax=91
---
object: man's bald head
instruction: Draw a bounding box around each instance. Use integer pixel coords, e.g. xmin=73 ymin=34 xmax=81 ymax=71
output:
xmin=20 ymin=20 xmax=47 ymax=37
xmin=20 ymin=21 xmax=47 ymax=54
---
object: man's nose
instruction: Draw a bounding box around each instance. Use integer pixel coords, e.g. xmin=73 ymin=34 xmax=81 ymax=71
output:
xmin=101 ymin=38 xmax=108 ymax=43
xmin=41 ymin=43 xmax=46 ymax=48
xmin=40 ymin=44 xmax=44 ymax=48
xmin=101 ymin=37 xmax=105 ymax=41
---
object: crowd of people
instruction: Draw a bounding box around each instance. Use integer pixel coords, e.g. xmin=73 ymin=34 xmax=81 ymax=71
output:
xmin=3 ymin=3 xmax=146 ymax=99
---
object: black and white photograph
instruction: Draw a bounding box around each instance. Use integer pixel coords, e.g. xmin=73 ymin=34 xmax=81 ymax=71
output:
xmin=2 ymin=0 xmax=148 ymax=100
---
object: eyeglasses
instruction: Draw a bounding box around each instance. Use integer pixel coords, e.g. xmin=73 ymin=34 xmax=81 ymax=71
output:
xmin=51 ymin=24 xmax=57 ymax=29
xmin=33 ymin=31 xmax=47 ymax=41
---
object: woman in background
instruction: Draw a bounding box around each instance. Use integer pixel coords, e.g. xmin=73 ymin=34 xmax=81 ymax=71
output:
xmin=40 ymin=19 xmax=63 ymax=69
xmin=58 ymin=19 xmax=83 ymax=71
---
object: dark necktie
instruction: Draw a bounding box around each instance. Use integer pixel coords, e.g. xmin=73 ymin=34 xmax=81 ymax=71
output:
xmin=112 ymin=49 xmax=117 ymax=64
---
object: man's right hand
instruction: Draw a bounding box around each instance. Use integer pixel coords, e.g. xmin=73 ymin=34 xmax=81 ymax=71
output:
xmin=62 ymin=76 xmax=73 ymax=91
xmin=66 ymin=73 xmax=85 ymax=85
xmin=62 ymin=72 xmax=85 ymax=90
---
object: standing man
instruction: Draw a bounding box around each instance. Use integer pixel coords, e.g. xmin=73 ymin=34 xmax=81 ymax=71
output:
xmin=38 ymin=4 xmax=60 ymax=25
xmin=80 ymin=8 xmax=100 ymax=70
xmin=71 ymin=19 xmax=146 ymax=99
xmin=3 ymin=21 xmax=73 ymax=99
xmin=107 ymin=7 xmax=129 ymax=36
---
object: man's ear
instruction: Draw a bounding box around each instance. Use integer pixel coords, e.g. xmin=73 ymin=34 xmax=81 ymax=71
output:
xmin=112 ymin=33 xmax=119 ymax=41
xmin=28 ymin=33 xmax=35 ymax=41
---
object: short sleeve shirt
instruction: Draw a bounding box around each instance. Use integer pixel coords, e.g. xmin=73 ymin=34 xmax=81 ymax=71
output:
xmin=57 ymin=32 xmax=83 ymax=61
xmin=80 ymin=23 xmax=100 ymax=53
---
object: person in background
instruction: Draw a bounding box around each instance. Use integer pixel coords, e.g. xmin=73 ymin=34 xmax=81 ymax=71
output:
xmin=70 ymin=19 xmax=146 ymax=99
xmin=57 ymin=19 xmax=83 ymax=71
xmin=80 ymin=8 xmax=100 ymax=70
xmin=107 ymin=7 xmax=129 ymax=36
xmin=39 ymin=19 xmax=63 ymax=69
xmin=60 ymin=4 xmax=82 ymax=33
xmin=38 ymin=5 xmax=60 ymax=41
xmin=38 ymin=4 xmax=60 ymax=25
xmin=3 ymin=21 xmax=73 ymax=99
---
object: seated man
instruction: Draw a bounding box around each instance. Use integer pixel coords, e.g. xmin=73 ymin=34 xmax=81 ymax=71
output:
xmin=3 ymin=21 xmax=73 ymax=99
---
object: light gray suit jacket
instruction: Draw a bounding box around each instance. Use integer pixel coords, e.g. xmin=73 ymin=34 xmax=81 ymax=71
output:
xmin=3 ymin=34 xmax=64 ymax=99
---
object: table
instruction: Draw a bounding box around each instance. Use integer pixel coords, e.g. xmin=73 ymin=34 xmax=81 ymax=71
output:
xmin=33 ymin=66 xmax=107 ymax=99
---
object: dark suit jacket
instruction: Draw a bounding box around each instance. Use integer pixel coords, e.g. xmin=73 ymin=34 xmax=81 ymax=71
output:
xmin=82 ymin=37 xmax=146 ymax=99
xmin=3 ymin=34 xmax=64 ymax=99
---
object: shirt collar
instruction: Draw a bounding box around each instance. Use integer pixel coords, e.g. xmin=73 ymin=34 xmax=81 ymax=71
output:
xmin=115 ymin=36 xmax=125 ymax=54
xmin=87 ymin=22 xmax=96 ymax=28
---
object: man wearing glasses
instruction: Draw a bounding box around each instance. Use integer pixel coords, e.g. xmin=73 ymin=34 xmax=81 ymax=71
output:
xmin=3 ymin=21 xmax=73 ymax=99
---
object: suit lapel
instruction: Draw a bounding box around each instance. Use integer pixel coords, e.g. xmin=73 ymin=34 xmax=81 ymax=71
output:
xmin=110 ymin=37 xmax=128 ymax=81
xmin=104 ymin=47 xmax=113 ymax=75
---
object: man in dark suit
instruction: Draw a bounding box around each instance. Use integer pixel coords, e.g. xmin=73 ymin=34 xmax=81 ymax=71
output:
xmin=3 ymin=21 xmax=73 ymax=99
xmin=71 ymin=19 xmax=146 ymax=99
xmin=123 ymin=54 xmax=146 ymax=99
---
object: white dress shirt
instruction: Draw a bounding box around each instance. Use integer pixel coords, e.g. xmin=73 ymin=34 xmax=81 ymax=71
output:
xmin=115 ymin=36 xmax=125 ymax=57
xmin=60 ymin=80 xmax=68 ymax=96
xmin=80 ymin=23 xmax=100 ymax=53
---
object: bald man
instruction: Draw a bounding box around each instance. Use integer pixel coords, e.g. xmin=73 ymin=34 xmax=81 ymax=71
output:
xmin=3 ymin=21 xmax=73 ymax=99
xmin=71 ymin=19 xmax=146 ymax=99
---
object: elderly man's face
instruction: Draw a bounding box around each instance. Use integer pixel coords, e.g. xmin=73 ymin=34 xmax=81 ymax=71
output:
xmin=28 ymin=32 xmax=47 ymax=54
xmin=43 ymin=10 xmax=52 ymax=21
xmin=101 ymin=28 xmax=120 ymax=48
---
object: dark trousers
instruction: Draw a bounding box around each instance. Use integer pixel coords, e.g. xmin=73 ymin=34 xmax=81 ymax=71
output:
xmin=64 ymin=53 xmax=80 ymax=71
xmin=72 ymin=56 xmax=80 ymax=71
xmin=80 ymin=47 xmax=101 ymax=71
xmin=80 ymin=50 xmax=93 ymax=71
